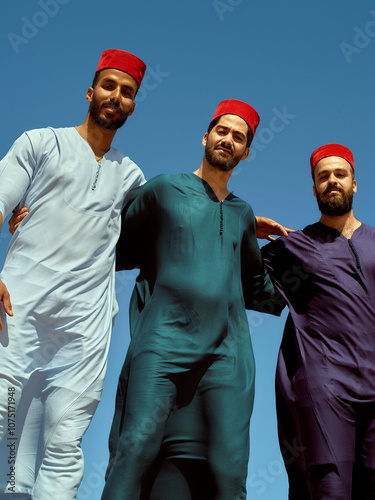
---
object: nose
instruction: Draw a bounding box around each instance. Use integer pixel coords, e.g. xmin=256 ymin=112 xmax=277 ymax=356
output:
xmin=327 ymin=173 xmax=338 ymax=185
xmin=110 ymin=86 xmax=121 ymax=103
xmin=221 ymin=133 xmax=232 ymax=147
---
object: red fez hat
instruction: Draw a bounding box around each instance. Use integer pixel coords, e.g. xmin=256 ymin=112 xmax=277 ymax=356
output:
xmin=310 ymin=143 xmax=354 ymax=178
xmin=211 ymin=99 xmax=260 ymax=136
xmin=96 ymin=49 xmax=146 ymax=87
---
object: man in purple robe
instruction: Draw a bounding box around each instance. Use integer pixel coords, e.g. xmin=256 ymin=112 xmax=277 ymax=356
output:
xmin=261 ymin=143 xmax=375 ymax=499
xmin=120 ymin=142 xmax=374 ymax=499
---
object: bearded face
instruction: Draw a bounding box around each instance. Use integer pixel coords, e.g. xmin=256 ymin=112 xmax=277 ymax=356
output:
xmin=89 ymin=91 xmax=130 ymax=131
xmin=313 ymin=157 xmax=356 ymax=217
xmin=204 ymin=128 xmax=248 ymax=172
xmin=204 ymin=142 xmax=246 ymax=172
xmin=315 ymin=183 xmax=354 ymax=216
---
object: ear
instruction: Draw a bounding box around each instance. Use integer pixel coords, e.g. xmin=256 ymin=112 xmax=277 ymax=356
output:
xmin=313 ymin=184 xmax=317 ymax=198
xmin=240 ymin=147 xmax=250 ymax=161
xmin=202 ymin=132 xmax=208 ymax=147
xmin=86 ymin=87 xmax=94 ymax=103
xmin=353 ymin=179 xmax=357 ymax=193
xmin=128 ymin=102 xmax=136 ymax=118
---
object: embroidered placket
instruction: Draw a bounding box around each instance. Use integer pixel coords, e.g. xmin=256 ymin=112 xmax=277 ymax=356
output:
xmin=348 ymin=239 xmax=361 ymax=270
xmin=92 ymin=161 xmax=101 ymax=191
xmin=219 ymin=201 xmax=223 ymax=235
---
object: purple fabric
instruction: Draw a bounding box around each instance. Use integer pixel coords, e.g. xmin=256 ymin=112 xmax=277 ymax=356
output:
xmin=262 ymin=222 xmax=375 ymax=497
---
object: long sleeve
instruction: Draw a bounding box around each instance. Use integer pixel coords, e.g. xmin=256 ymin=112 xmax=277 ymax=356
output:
xmin=241 ymin=214 xmax=285 ymax=316
xmin=261 ymin=238 xmax=310 ymax=315
xmin=115 ymin=179 xmax=157 ymax=271
xmin=0 ymin=132 xmax=39 ymax=219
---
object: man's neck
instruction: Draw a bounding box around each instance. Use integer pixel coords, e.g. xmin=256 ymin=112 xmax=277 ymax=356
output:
xmin=194 ymin=160 xmax=233 ymax=201
xmin=76 ymin=113 xmax=117 ymax=159
xmin=319 ymin=210 xmax=361 ymax=239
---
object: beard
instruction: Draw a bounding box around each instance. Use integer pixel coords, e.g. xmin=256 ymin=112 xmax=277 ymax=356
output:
xmin=316 ymin=185 xmax=353 ymax=216
xmin=89 ymin=93 xmax=129 ymax=130
xmin=204 ymin=143 xmax=244 ymax=172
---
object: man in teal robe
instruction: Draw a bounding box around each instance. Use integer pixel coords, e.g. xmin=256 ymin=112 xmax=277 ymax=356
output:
xmin=103 ymin=99 xmax=284 ymax=500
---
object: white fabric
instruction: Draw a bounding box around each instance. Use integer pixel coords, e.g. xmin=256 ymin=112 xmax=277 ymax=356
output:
xmin=0 ymin=127 xmax=145 ymax=499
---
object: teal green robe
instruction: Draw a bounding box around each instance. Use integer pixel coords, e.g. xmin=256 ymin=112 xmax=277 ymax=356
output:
xmin=103 ymin=173 xmax=278 ymax=500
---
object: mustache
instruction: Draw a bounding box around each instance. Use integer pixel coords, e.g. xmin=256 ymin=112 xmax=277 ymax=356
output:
xmin=102 ymin=100 xmax=123 ymax=113
xmin=215 ymin=143 xmax=233 ymax=154
xmin=324 ymin=185 xmax=344 ymax=195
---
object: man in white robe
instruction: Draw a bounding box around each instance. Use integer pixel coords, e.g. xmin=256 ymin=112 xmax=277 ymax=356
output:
xmin=0 ymin=48 xmax=146 ymax=500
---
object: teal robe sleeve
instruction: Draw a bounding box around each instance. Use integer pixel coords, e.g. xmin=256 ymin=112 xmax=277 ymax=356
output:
xmin=241 ymin=211 xmax=285 ymax=315
xmin=116 ymin=180 xmax=157 ymax=271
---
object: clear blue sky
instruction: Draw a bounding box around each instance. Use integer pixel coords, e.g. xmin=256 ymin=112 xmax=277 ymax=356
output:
xmin=1 ymin=1 xmax=375 ymax=498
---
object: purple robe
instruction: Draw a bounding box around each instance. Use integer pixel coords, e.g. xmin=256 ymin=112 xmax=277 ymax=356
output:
xmin=262 ymin=222 xmax=375 ymax=498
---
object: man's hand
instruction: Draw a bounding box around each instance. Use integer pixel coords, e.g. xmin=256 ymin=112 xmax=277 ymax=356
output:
xmin=9 ymin=207 xmax=28 ymax=235
xmin=255 ymin=216 xmax=294 ymax=241
xmin=0 ymin=279 xmax=12 ymax=330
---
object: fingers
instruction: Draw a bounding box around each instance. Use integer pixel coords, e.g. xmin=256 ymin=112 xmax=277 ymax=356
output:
xmin=13 ymin=207 xmax=28 ymax=218
xmin=279 ymin=225 xmax=290 ymax=237
xmin=0 ymin=285 xmax=13 ymax=331
xmin=275 ymin=224 xmax=294 ymax=238
xmin=9 ymin=207 xmax=28 ymax=235
xmin=3 ymin=292 xmax=13 ymax=317
xmin=283 ymin=227 xmax=295 ymax=237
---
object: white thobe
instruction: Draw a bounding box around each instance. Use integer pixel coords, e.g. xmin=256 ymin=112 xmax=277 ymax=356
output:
xmin=0 ymin=127 xmax=145 ymax=499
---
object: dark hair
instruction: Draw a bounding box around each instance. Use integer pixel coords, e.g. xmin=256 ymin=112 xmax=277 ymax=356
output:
xmin=207 ymin=115 xmax=254 ymax=148
xmin=91 ymin=71 xmax=100 ymax=89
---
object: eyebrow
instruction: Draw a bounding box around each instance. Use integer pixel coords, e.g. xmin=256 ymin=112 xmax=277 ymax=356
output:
xmin=216 ymin=125 xmax=246 ymax=139
xmin=317 ymin=167 xmax=349 ymax=176
xmin=101 ymin=78 xmax=136 ymax=91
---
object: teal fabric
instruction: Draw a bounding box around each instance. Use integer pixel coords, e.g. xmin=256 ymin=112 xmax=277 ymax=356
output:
xmin=142 ymin=458 xmax=213 ymax=500
xmin=104 ymin=173 xmax=277 ymax=499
